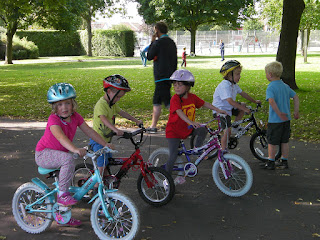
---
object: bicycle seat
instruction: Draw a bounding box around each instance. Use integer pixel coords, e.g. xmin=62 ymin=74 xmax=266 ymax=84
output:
xmin=38 ymin=167 xmax=59 ymax=175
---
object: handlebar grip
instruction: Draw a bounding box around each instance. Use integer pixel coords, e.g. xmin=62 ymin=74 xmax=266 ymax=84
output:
xmin=123 ymin=131 xmax=133 ymax=139
xmin=103 ymin=146 xmax=118 ymax=154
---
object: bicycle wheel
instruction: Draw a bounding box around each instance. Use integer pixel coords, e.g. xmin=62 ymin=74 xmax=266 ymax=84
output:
xmin=72 ymin=163 xmax=94 ymax=187
xmin=148 ymin=147 xmax=183 ymax=177
xmin=190 ymin=134 xmax=218 ymax=159
xmin=212 ymin=153 xmax=253 ymax=197
xmin=137 ymin=167 xmax=175 ymax=207
xmin=72 ymin=163 xmax=94 ymax=199
xmin=250 ymin=131 xmax=281 ymax=162
xmin=12 ymin=182 xmax=53 ymax=234
xmin=91 ymin=191 xmax=140 ymax=240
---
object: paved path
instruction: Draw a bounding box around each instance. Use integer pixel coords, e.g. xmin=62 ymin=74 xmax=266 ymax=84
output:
xmin=1 ymin=117 xmax=320 ymax=240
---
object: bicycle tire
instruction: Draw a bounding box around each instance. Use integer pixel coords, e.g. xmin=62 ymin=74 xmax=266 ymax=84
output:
xmin=190 ymin=135 xmax=218 ymax=159
xmin=12 ymin=182 xmax=53 ymax=234
xmin=72 ymin=163 xmax=94 ymax=187
xmin=137 ymin=167 xmax=175 ymax=207
xmin=148 ymin=147 xmax=183 ymax=177
xmin=212 ymin=154 xmax=253 ymax=197
xmin=91 ymin=191 xmax=140 ymax=240
xmin=250 ymin=131 xmax=281 ymax=162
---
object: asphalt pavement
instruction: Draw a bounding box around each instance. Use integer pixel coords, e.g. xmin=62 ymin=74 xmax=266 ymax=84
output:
xmin=0 ymin=117 xmax=320 ymax=240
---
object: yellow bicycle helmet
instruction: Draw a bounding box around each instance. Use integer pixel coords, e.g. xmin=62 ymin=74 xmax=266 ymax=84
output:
xmin=220 ymin=60 xmax=242 ymax=77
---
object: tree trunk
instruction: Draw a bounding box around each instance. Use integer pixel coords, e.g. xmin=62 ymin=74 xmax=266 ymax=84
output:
xmin=300 ymin=29 xmax=304 ymax=56
xmin=86 ymin=12 xmax=93 ymax=57
xmin=190 ymin=28 xmax=196 ymax=55
xmin=276 ymin=0 xmax=305 ymax=90
xmin=5 ymin=22 xmax=18 ymax=65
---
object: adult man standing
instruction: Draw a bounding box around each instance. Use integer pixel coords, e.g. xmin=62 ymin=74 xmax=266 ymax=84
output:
xmin=219 ymin=39 xmax=225 ymax=61
xmin=147 ymin=22 xmax=177 ymax=133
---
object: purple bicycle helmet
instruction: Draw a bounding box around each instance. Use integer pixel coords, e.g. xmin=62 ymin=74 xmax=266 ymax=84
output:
xmin=170 ymin=69 xmax=195 ymax=87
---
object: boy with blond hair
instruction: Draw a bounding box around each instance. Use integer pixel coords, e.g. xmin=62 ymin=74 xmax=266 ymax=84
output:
xmin=264 ymin=61 xmax=299 ymax=170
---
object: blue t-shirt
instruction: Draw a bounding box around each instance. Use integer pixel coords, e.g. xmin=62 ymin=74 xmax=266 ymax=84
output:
xmin=266 ymin=80 xmax=296 ymax=123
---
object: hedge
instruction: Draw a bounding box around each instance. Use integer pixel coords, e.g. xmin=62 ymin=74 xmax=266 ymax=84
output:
xmin=16 ymin=30 xmax=85 ymax=57
xmin=0 ymin=33 xmax=39 ymax=60
xmin=80 ymin=29 xmax=135 ymax=57
xmin=15 ymin=29 xmax=135 ymax=57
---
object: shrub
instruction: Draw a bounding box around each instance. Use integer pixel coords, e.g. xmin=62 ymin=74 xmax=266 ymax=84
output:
xmin=16 ymin=30 xmax=85 ymax=57
xmin=0 ymin=34 xmax=39 ymax=60
xmin=80 ymin=29 xmax=135 ymax=57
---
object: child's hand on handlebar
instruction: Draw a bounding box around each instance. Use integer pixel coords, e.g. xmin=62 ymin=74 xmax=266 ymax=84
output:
xmin=105 ymin=143 xmax=115 ymax=150
xmin=217 ymin=109 xmax=227 ymax=115
xmin=115 ymin=129 xmax=124 ymax=136
xmin=75 ymin=148 xmax=87 ymax=158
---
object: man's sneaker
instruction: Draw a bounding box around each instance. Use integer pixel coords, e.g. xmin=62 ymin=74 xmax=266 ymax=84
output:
xmin=57 ymin=192 xmax=77 ymax=206
xmin=57 ymin=217 xmax=82 ymax=227
xmin=262 ymin=160 xmax=275 ymax=170
xmin=174 ymin=176 xmax=186 ymax=185
xmin=277 ymin=160 xmax=289 ymax=169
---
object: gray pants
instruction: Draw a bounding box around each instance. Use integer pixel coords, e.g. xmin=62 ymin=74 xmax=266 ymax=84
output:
xmin=166 ymin=127 xmax=207 ymax=175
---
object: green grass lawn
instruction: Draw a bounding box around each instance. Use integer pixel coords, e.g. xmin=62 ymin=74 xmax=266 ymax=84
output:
xmin=1 ymin=55 xmax=319 ymax=142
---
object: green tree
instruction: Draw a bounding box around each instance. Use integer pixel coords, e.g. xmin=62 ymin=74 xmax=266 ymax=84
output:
xmin=79 ymin=0 xmax=127 ymax=56
xmin=0 ymin=0 xmax=82 ymax=64
xmin=243 ymin=19 xmax=264 ymax=31
xmin=136 ymin=0 xmax=254 ymax=54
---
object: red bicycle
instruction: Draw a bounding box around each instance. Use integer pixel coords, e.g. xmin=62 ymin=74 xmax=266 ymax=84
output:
xmin=72 ymin=127 xmax=175 ymax=207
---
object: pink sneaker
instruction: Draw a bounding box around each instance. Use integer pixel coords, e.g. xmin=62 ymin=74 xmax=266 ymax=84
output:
xmin=57 ymin=217 xmax=82 ymax=227
xmin=57 ymin=192 xmax=77 ymax=206
xmin=174 ymin=176 xmax=186 ymax=185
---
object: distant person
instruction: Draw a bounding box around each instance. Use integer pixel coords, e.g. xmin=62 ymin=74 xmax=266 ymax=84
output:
xmin=263 ymin=61 xmax=299 ymax=170
xmin=219 ymin=39 xmax=225 ymax=61
xmin=147 ymin=21 xmax=177 ymax=133
xmin=181 ymin=47 xmax=187 ymax=67
xmin=35 ymin=83 xmax=112 ymax=227
xmin=140 ymin=45 xmax=149 ymax=67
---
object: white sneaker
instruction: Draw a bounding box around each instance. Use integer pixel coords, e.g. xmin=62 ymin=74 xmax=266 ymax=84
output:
xmin=231 ymin=126 xmax=243 ymax=136
xmin=174 ymin=176 xmax=186 ymax=185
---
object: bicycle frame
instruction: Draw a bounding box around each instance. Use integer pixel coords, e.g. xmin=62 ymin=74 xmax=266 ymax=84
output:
xmin=174 ymin=118 xmax=233 ymax=180
xmin=231 ymin=104 xmax=265 ymax=139
xmin=27 ymin=148 xmax=118 ymax=221
xmin=89 ymin=128 xmax=157 ymax=189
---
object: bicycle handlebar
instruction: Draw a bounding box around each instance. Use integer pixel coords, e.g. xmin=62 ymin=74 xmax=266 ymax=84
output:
xmin=73 ymin=146 xmax=118 ymax=159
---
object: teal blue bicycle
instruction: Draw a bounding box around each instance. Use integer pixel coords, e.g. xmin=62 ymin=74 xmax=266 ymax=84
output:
xmin=12 ymin=146 xmax=140 ymax=240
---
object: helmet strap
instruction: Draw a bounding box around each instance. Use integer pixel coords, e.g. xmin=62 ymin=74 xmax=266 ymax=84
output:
xmin=58 ymin=113 xmax=73 ymax=121
xmin=107 ymin=90 xmax=120 ymax=107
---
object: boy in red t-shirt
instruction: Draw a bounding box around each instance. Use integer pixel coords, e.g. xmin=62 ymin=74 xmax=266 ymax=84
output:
xmin=166 ymin=69 xmax=226 ymax=184
xmin=181 ymin=47 xmax=187 ymax=67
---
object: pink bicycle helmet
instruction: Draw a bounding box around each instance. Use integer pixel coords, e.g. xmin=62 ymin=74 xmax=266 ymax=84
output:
xmin=170 ymin=69 xmax=195 ymax=87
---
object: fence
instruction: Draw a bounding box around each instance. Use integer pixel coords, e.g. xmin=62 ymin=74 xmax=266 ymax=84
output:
xmin=136 ymin=30 xmax=320 ymax=56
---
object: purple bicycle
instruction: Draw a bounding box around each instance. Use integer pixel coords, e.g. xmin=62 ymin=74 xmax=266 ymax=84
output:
xmin=148 ymin=116 xmax=253 ymax=197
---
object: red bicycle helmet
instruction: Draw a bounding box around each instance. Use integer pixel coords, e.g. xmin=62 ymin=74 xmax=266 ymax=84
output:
xmin=103 ymin=74 xmax=131 ymax=92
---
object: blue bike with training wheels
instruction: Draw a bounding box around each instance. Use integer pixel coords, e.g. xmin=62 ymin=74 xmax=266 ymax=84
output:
xmin=12 ymin=146 xmax=140 ymax=240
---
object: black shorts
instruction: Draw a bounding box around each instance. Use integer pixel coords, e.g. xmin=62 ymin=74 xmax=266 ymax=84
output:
xmin=213 ymin=108 xmax=239 ymax=129
xmin=267 ymin=121 xmax=291 ymax=145
xmin=153 ymin=81 xmax=171 ymax=107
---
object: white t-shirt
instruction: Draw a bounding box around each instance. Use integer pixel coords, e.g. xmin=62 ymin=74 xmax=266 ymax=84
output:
xmin=212 ymin=80 xmax=242 ymax=116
